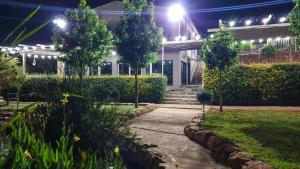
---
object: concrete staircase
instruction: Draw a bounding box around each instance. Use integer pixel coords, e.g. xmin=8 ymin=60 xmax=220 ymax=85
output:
xmin=162 ymin=85 xmax=200 ymax=104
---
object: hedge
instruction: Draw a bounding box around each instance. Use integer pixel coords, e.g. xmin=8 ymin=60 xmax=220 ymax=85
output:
xmin=203 ymin=63 xmax=300 ymax=106
xmin=3 ymin=75 xmax=167 ymax=103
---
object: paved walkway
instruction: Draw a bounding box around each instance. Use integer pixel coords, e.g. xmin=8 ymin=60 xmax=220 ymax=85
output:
xmin=128 ymin=104 xmax=228 ymax=169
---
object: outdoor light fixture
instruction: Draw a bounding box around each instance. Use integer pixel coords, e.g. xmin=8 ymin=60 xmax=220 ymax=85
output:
xmin=285 ymin=36 xmax=291 ymax=40
xmin=168 ymin=4 xmax=185 ymax=22
xmin=245 ymin=20 xmax=252 ymax=26
xmin=259 ymin=39 xmax=264 ymax=43
xmin=241 ymin=40 xmax=247 ymax=44
xmin=267 ymin=38 xmax=273 ymax=42
xmin=262 ymin=14 xmax=272 ymax=25
xmin=48 ymin=56 xmax=52 ymax=59
xmin=181 ymin=36 xmax=187 ymax=41
xmin=162 ymin=37 xmax=167 ymax=43
xmin=229 ymin=21 xmax=236 ymax=27
xmin=53 ymin=56 xmax=58 ymax=59
xmin=210 ymin=34 xmax=214 ymax=38
xmin=276 ymin=37 xmax=281 ymax=41
xmin=111 ymin=51 xmax=117 ymax=56
xmin=250 ymin=40 xmax=255 ymax=43
xmin=175 ymin=36 xmax=180 ymax=41
xmin=41 ymin=55 xmax=45 ymax=59
xmin=279 ymin=17 xmax=287 ymax=23
xmin=195 ymin=35 xmax=201 ymax=40
xmin=53 ymin=18 xmax=67 ymax=29
xmin=27 ymin=54 xmax=32 ymax=57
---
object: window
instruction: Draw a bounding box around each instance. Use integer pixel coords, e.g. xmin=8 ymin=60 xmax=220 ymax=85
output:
xmin=119 ymin=63 xmax=129 ymax=75
xmin=101 ymin=62 xmax=112 ymax=75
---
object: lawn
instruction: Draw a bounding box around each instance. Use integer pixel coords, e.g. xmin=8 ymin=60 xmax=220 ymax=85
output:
xmin=205 ymin=109 xmax=300 ymax=169
xmin=0 ymin=102 xmax=35 ymax=110
xmin=115 ymin=105 xmax=144 ymax=115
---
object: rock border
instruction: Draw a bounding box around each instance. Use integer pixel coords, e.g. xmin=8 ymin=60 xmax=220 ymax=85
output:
xmin=184 ymin=115 xmax=273 ymax=169
xmin=119 ymin=104 xmax=159 ymax=124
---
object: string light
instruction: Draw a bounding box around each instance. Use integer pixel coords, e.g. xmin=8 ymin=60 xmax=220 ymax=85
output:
xmin=262 ymin=14 xmax=272 ymax=25
xmin=279 ymin=17 xmax=287 ymax=23
xmin=229 ymin=21 xmax=236 ymax=27
xmin=245 ymin=20 xmax=252 ymax=26
xmin=47 ymin=56 xmax=52 ymax=59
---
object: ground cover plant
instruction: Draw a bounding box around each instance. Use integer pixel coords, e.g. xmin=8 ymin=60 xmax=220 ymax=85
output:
xmin=205 ymin=109 xmax=300 ymax=169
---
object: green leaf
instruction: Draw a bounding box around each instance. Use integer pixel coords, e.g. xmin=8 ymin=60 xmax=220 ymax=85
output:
xmin=14 ymin=20 xmax=50 ymax=45
xmin=3 ymin=6 xmax=40 ymax=44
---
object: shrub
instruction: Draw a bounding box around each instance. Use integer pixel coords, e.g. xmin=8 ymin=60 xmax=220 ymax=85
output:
xmin=197 ymin=90 xmax=213 ymax=105
xmin=3 ymin=75 xmax=167 ymax=103
xmin=203 ymin=63 xmax=300 ymax=106
xmin=261 ymin=43 xmax=278 ymax=57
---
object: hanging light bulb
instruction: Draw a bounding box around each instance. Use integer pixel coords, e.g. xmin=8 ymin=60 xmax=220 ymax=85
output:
xmin=33 ymin=57 xmax=36 ymax=66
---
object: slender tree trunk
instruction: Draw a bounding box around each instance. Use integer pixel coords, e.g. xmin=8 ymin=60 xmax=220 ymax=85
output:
xmin=219 ymin=70 xmax=223 ymax=112
xmin=202 ymin=104 xmax=205 ymax=125
xmin=134 ymin=68 xmax=139 ymax=108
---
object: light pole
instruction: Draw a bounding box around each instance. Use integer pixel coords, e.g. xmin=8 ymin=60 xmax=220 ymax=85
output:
xmin=162 ymin=37 xmax=166 ymax=76
xmin=168 ymin=4 xmax=186 ymax=38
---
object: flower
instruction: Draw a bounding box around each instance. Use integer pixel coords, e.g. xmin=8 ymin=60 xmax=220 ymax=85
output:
xmin=61 ymin=93 xmax=70 ymax=106
xmin=114 ymin=146 xmax=120 ymax=156
xmin=73 ymin=134 xmax=80 ymax=142
xmin=24 ymin=150 xmax=32 ymax=159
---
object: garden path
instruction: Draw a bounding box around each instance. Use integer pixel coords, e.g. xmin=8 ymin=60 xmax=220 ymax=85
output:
xmin=128 ymin=104 xmax=229 ymax=169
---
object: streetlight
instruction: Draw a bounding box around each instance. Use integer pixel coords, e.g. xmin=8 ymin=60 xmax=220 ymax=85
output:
xmin=168 ymin=4 xmax=185 ymax=37
xmin=262 ymin=14 xmax=272 ymax=25
xmin=53 ymin=18 xmax=67 ymax=29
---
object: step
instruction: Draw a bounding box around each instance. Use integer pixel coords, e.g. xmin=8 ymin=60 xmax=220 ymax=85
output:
xmin=164 ymin=97 xmax=197 ymax=102
xmin=165 ymin=94 xmax=196 ymax=98
xmin=166 ymin=91 xmax=198 ymax=95
xmin=183 ymin=85 xmax=201 ymax=89
xmin=162 ymin=100 xmax=199 ymax=105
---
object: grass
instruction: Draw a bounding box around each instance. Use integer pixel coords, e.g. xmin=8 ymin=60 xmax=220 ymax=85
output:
xmin=0 ymin=102 xmax=35 ymax=110
xmin=205 ymin=109 xmax=300 ymax=169
xmin=116 ymin=105 xmax=143 ymax=115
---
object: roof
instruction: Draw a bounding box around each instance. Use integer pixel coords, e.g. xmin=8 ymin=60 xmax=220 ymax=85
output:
xmin=208 ymin=23 xmax=291 ymax=40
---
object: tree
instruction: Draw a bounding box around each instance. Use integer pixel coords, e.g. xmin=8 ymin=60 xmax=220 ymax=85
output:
xmin=196 ymin=90 xmax=213 ymax=124
xmin=52 ymin=0 xmax=113 ymax=90
xmin=202 ymin=27 xmax=240 ymax=112
xmin=116 ymin=0 xmax=163 ymax=108
xmin=0 ymin=53 xmax=25 ymax=109
xmin=289 ymin=0 xmax=300 ymax=46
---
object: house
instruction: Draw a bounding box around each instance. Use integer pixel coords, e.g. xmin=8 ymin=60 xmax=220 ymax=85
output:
xmin=94 ymin=1 xmax=202 ymax=87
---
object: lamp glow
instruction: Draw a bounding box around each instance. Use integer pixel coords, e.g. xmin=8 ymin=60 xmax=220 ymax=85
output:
xmin=245 ymin=20 xmax=252 ymax=26
xmin=229 ymin=21 xmax=235 ymax=27
xmin=53 ymin=18 xmax=67 ymax=29
xmin=162 ymin=37 xmax=167 ymax=44
xmin=259 ymin=39 xmax=264 ymax=43
xmin=181 ymin=36 xmax=187 ymax=41
xmin=168 ymin=4 xmax=185 ymax=22
xmin=262 ymin=14 xmax=272 ymax=25
xmin=279 ymin=17 xmax=287 ymax=23
xmin=175 ymin=36 xmax=180 ymax=41
xmin=195 ymin=35 xmax=200 ymax=40
xmin=111 ymin=51 xmax=117 ymax=56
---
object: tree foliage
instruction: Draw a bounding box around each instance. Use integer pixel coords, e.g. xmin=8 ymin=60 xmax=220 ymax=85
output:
xmin=289 ymin=0 xmax=300 ymax=46
xmin=116 ymin=0 xmax=163 ymax=107
xmin=202 ymin=27 xmax=240 ymax=112
xmin=262 ymin=43 xmax=278 ymax=57
xmin=52 ymin=0 xmax=113 ymax=80
xmin=0 ymin=53 xmax=25 ymax=92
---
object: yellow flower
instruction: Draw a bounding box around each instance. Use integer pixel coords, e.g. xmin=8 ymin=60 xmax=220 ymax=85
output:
xmin=80 ymin=151 xmax=87 ymax=161
xmin=24 ymin=150 xmax=32 ymax=159
xmin=114 ymin=146 xmax=120 ymax=156
xmin=73 ymin=134 xmax=80 ymax=142
xmin=62 ymin=93 xmax=70 ymax=98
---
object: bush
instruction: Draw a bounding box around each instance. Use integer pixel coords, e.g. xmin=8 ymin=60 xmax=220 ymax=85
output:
xmin=197 ymin=90 xmax=213 ymax=105
xmin=203 ymin=63 xmax=300 ymax=106
xmin=261 ymin=43 xmax=278 ymax=57
xmin=3 ymin=75 xmax=167 ymax=103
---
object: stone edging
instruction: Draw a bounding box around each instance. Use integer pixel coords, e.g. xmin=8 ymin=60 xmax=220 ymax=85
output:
xmin=119 ymin=104 xmax=159 ymax=123
xmin=184 ymin=115 xmax=273 ymax=169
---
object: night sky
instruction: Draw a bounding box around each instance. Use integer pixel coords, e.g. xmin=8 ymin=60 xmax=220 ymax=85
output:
xmin=0 ymin=0 xmax=294 ymax=44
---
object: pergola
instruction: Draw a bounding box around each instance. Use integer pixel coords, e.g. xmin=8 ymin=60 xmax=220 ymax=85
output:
xmin=0 ymin=44 xmax=60 ymax=74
